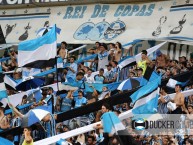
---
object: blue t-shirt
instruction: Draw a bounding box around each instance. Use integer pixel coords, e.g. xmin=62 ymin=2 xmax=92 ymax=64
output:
xmin=66 ymin=62 xmax=77 ymax=79
xmin=94 ymin=75 xmax=105 ymax=83
xmin=74 ymin=97 xmax=87 ymax=108
xmin=61 ymin=97 xmax=72 ymax=112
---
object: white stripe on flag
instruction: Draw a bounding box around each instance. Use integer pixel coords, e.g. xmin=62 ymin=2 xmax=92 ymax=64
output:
xmin=118 ymin=57 xmax=135 ymax=70
xmin=169 ymin=88 xmax=193 ymax=100
xmin=166 ymin=78 xmax=177 ymax=88
xmin=18 ymin=41 xmax=56 ymax=67
xmin=31 ymin=109 xmax=50 ymax=120
xmin=135 ymin=42 xmax=167 ymax=63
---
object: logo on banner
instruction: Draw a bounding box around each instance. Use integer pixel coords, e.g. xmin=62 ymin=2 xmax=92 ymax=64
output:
xmin=73 ymin=20 xmax=126 ymax=41
xmin=132 ymin=118 xmax=148 ymax=131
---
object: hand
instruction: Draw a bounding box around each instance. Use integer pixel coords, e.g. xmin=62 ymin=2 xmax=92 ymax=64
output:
xmin=93 ymin=123 xmax=101 ymax=129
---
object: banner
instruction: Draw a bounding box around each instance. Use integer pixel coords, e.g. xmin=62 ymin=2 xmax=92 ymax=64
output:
xmin=0 ymin=0 xmax=193 ymax=44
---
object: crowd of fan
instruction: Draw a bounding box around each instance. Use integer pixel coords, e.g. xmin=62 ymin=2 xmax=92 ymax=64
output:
xmin=0 ymin=41 xmax=193 ymax=145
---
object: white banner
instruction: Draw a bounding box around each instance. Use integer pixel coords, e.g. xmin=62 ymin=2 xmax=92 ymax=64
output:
xmin=0 ymin=0 xmax=193 ymax=44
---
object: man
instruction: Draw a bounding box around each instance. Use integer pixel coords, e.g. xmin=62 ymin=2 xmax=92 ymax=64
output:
xmin=8 ymin=103 xmax=56 ymax=138
xmin=56 ymin=90 xmax=73 ymax=112
xmin=22 ymin=127 xmax=33 ymax=145
xmin=85 ymin=69 xmax=94 ymax=84
xmin=66 ymin=56 xmax=78 ymax=81
xmin=86 ymin=135 xmax=95 ymax=145
xmin=74 ymin=90 xmax=87 ymax=108
xmin=42 ymin=87 xmax=55 ymax=113
xmin=104 ymin=63 xmax=114 ymax=83
xmin=155 ymin=50 xmax=170 ymax=68
xmin=158 ymin=86 xmax=170 ymax=114
xmin=185 ymin=104 xmax=193 ymax=120
xmin=57 ymin=41 xmax=68 ymax=63
xmin=0 ymin=103 xmax=10 ymax=129
xmin=137 ymin=50 xmax=151 ymax=75
xmin=114 ymin=42 xmax=122 ymax=62
xmin=98 ymin=43 xmax=109 ymax=71
xmin=94 ymin=104 xmax=135 ymax=145
xmin=111 ymin=61 xmax=119 ymax=81
xmin=94 ymin=68 xmax=106 ymax=84
xmin=136 ymin=68 xmax=143 ymax=77
xmin=170 ymin=84 xmax=185 ymax=114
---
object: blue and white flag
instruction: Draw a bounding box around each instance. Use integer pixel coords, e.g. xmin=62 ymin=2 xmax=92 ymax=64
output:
xmin=132 ymin=88 xmax=159 ymax=114
xmin=0 ymin=73 xmax=7 ymax=100
xmin=130 ymin=76 xmax=161 ymax=103
xmin=101 ymin=111 xmax=125 ymax=134
xmin=4 ymin=75 xmax=17 ymax=89
xmin=57 ymin=57 xmax=64 ymax=68
xmin=18 ymin=25 xmax=57 ymax=68
xmin=166 ymin=78 xmax=189 ymax=88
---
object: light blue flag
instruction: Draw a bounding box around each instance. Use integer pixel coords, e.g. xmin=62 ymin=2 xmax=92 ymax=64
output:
xmin=130 ymin=76 xmax=161 ymax=103
xmin=76 ymin=54 xmax=97 ymax=64
xmin=101 ymin=111 xmax=125 ymax=134
xmin=0 ymin=137 xmax=14 ymax=145
xmin=122 ymin=39 xmax=142 ymax=47
xmin=35 ymin=68 xmax=56 ymax=77
xmin=132 ymin=88 xmax=159 ymax=114
xmin=85 ymin=82 xmax=121 ymax=93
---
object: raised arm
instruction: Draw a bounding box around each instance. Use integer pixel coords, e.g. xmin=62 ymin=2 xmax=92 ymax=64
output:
xmin=8 ymin=103 xmax=24 ymax=118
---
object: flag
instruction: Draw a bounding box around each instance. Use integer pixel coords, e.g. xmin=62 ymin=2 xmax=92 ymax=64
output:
xmin=101 ymin=111 xmax=125 ymax=134
xmin=130 ymin=76 xmax=161 ymax=103
xmin=4 ymin=75 xmax=17 ymax=90
xmin=118 ymin=42 xmax=167 ymax=69
xmin=0 ymin=73 xmax=7 ymax=100
xmin=166 ymin=78 xmax=189 ymax=88
xmin=132 ymin=88 xmax=159 ymax=114
xmin=18 ymin=25 xmax=57 ymax=68
xmin=76 ymin=54 xmax=97 ymax=64
xmin=117 ymin=78 xmax=141 ymax=91
xmin=57 ymin=57 xmax=64 ymax=68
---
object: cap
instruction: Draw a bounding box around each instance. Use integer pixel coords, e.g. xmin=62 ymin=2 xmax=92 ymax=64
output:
xmin=156 ymin=50 xmax=162 ymax=57
xmin=99 ymin=43 xmax=108 ymax=50
xmin=141 ymin=50 xmax=147 ymax=55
